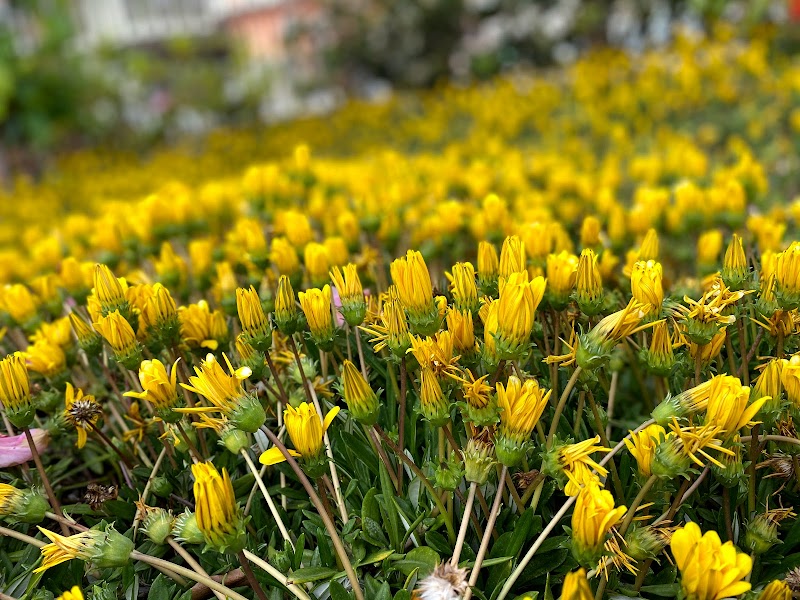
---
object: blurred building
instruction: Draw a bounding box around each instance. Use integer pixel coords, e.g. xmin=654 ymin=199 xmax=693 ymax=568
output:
xmin=6 ymin=0 xmax=322 ymax=62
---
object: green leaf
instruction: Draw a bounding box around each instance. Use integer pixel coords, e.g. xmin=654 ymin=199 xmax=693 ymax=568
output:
xmin=146 ymin=574 xmax=175 ymax=600
xmin=379 ymin=462 xmax=402 ymax=551
xmin=394 ymin=591 xmax=412 ymax=600
xmin=640 ymin=584 xmax=682 ymax=597
xmin=287 ymin=566 xmax=338 ymax=584
xmin=360 ymin=549 xmax=395 ymax=566
xmin=362 ymin=488 xmax=381 ymax=524
xmin=394 ymin=547 xmax=440 ymax=577
xmin=363 ymin=516 xmax=390 ymax=547
xmin=424 ymin=531 xmax=452 ymax=556
xmin=329 ymin=580 xmax=353 ymax=600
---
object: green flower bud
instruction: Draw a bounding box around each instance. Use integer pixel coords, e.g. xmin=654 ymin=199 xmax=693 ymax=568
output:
xmin=151 ymin=477 xmax=173 ymax=499
xmin=463 ymin=438 xmax=496 ymax=485
xmin=230 ymin=394 xmax=266 ymax=433
xmin=432 ymin=452 xmax=464 ymax=491
xmin=174 ymin=511 xmax=204 ymax=545
xmin=142 ymin=508 xmax=175 ymax=545
xmin=624 ymin=525 xmax=671 ymax=562
xmin=744 ymin=513 xmax=780 ymax=555
xmin=221 ymin=428 xmax=250 ymax=455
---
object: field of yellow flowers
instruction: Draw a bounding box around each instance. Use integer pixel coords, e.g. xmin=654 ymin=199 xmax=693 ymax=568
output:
xmin=2 ymin=24 xmax=800 ymax=600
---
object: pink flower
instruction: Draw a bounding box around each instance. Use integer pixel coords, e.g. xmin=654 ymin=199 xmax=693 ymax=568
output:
xmin=0 ymin=429 xmax=50 ymax=467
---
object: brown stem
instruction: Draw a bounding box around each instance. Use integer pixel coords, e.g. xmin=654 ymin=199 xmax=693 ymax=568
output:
xmin=90 ymin=422 xmax=135 ymax=469
xmin=176 ymin=421 xmax=202 ymax=463
xmin=237 ymin=550 xmax=270 ymax=600
xmin=24 ymin=427 xmax=68 ymax=535
xmin=288 ymin=336 xmax=314 ymax=405
xmin=264 ymin=350 xmax=290 ymax=405
xmin=260 ymin=427 xmax=364 ymax=600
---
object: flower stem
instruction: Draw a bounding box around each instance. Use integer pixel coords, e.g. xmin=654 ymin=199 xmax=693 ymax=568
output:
xmin=288 ymin=335 xmax=348 ymax=523
xmin=242 ymin=549 xmax=314 ymax=600
xmin=264 ymin=350 xmax=289 ymax=405
xmin=547 ymin=367 xmax=582 ymax=446
xmin=451 ymin=481 xmax=476 ymax=567
xmin=133 ymin=446 xmax=167 ymax=537
xmin=463 ymin=466 xmax=507 ymax=600
xmin=168 ymin=539 xmax=226 ymax=600
xmin=363 ymin=424 xmax=399 ymax=492
xmin=240 ymin=449 xmax=294 ymax=549
xmin=237 ymin=549 xmax=270 ymax=600
xmin=176 ymin=421 xmax=202 ymax=463
xmin=260 ymin=426 xmax=365 ymax=600
xmin=23 ymin=427 xmax=68 ymax=535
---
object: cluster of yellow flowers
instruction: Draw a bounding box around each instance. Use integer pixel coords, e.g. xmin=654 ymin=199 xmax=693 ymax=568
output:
xmin=1 ymin=24 xmax=800 ymax=600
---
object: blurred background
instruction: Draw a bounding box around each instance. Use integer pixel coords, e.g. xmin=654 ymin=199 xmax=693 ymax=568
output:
xmin=0 ymin=0 xmax=795 ymax=178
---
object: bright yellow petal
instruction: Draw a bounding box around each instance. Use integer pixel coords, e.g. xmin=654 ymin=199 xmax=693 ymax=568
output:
xmin=259 ymin=447 xmax=300 ymax=465
xmin=322 ymin=406 xmax=341 ymax=432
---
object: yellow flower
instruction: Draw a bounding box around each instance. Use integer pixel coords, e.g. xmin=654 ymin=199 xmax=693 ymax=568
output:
xmin=625 ymin=424 xmax=666 ymax=477
xmin=571 ymin=481 xmax=627 ymax=565
xmin=574 ymin=249 xmax=603 ymax=314
xmin=24 ymin=339 xmax=67 ymax=378
xmin=637 ymin=228 xmax=659 ymax=260
xmin=305 ymin=242 xmax=331 ymax=287
xmin=721 ymin=233 xmax=749 ymax=290
xmin=361 ymin=287 xmax=410 ymax=357
xmin=213 ymin=262 xmax=237 ymax=311
xmin=703 ymin=376 xmax=765 ymax=439
xmin=154 ymin=241 xmax=188 ymax=288
xmin=124 ymin=359 xmax=181 ymax=417
xmin=496 ymin=271 xmax=546 ymax=359
xmin=177 ymin=353 xmax=264 ymax=432
xmin=408 ymin=331 xmax=458 ymax=379
xmin=94 ymin=310 xmax=141 ymax=370
xmin=775 ymin=241 xmax=800 ymax=309
xmin=0 ymin=353 xmax=33 ymax=427
xmin=576 ymin=299 xmax=655 ymax=369
xmin=689 ymin=329 xmax=727 ymax=368
xmin=752 ymin=359 xmax=784 ymax=417
xmin=520 ymin=222 xmax=552 ymax=263
xmin=546 ymin=251 xmax=578 ymax=307
xmin=56 ymin=587 xmax=84 ymax=600
xmin=697 ymin=229 xmax=723 ymax=269
xmin=481 ymin=298 xmax=501 ymax=366
xmin=270 ymin=236 xmax=300 ymax=278
xmin=30 ymin=317 xmax=72 ymax=350
xmin=0 ymin=283 xmax=39 ymax=325
xmin=631 ymin=260 xmax=663 ymax=311
xmin=477 ymin=241 xmax=499 ymax=291
xmin=140 ymin=283 xmax=180 ymax=345
xmin=236 ymin=286 xmax=270 ymax=350
xmin=64 ymin=382 xmax=102 ymax=449
xmin=580 ymin=216 xmax=601 ymax=248
xmin=93 ymin=264 xmax=128 ymax=313
xmin=391 ymin=250 xmax=439 ymax=335
xmin=191 ymin=462 xmax=245 ymax=553
xmin=179 ymin=300 xmax=228 ymax=351
xmin=281 ymin=210 xmax=313 ymax=248
xmin=323 ymin=236 xmax=348 ymax=268
xmin=757 ymin=580 xmax=792 ymax=600
xmin=188 ymin=238 xmax=215 ymax=282
xmin=671 ymin=521 xmax=752 ymax=600
xmin=560 ymin=569 xmax=593 ymax=600
xmin=298 ymin=285 xmax=336 ymax=350
xmin=652 ymin=420 xmax=735 ymax=477
xmin=330 ymin=263 xmax=366 ymax=326
xmin=780 ymin=354 xmax=800 ymax=407
xmin=275 ymin=274 xmax=301 ymax=334
xmin=495 ymin=376 xmax=551 ymax=466
xmin=340 ymin=359 xmax=379 ymax=425
xmin=446 ymin=262 xmax=478 ymax=313
xmin=59 ymin=257 xmax=93 ymax=296
xmin=558 ymin=436 xmax=611 ymax=496
xmin=35 ymin=526 xmax=133 ymax=572
xmin=499 ymin=235 xmax=526 ymax=278
xmin=641 ymin=320 xmax=676 ymax=376
xmin=260 ymin=402 xmax=340 ymax=475
xmin=445 ymin=308 xmax=476 ymax=356
xmin=419 ymin=365 xmax=449 ymax=426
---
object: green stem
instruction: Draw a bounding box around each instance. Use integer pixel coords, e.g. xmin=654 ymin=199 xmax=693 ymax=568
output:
xmin=547 ymin=367 xmax=582 ymax=446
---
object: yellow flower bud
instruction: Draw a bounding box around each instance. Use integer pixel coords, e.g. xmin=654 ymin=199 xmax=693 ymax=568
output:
xmin=236 ymin=286 xmax=271 ymax=351
xmin=299 ymin=285 xmax=336 ymax=350
xmin=571 ymin=481 xmax=626 ymax=567
xmin=671 ymin=522 xmax=752 ymax=600
xmin=631 ymin=260 xmax=663 ymax=311
xmin=94 ymin=310 xmax=141 ymax=370
xmin=304 ymin=242 xmax=331 ymax=288
xmin=391 ymin=250 xmax=440 ymax=335
xmin=191 ymin=462 xmax=245 ymax=553
xmin=340 ymin=360 xmax=379 ymax=425
xmin=546 ymin=251 xmax=578 ymax=309
xmin=330 ymin=264 xmax=366 ymax=326
xmin=0 ymin=353 xmax=33 ymax=427
xmin=499 ymin=235 xmax=526 ymax=278
xmin=624 ymin=424 xmax=666 ymax=477
xmin=124 ymin=359 xmax=182 ymax=419
xmin=495 ymin=376 xmax=550 ymax=466
xmin=446 ymin=262 xmax=478 ymax=313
